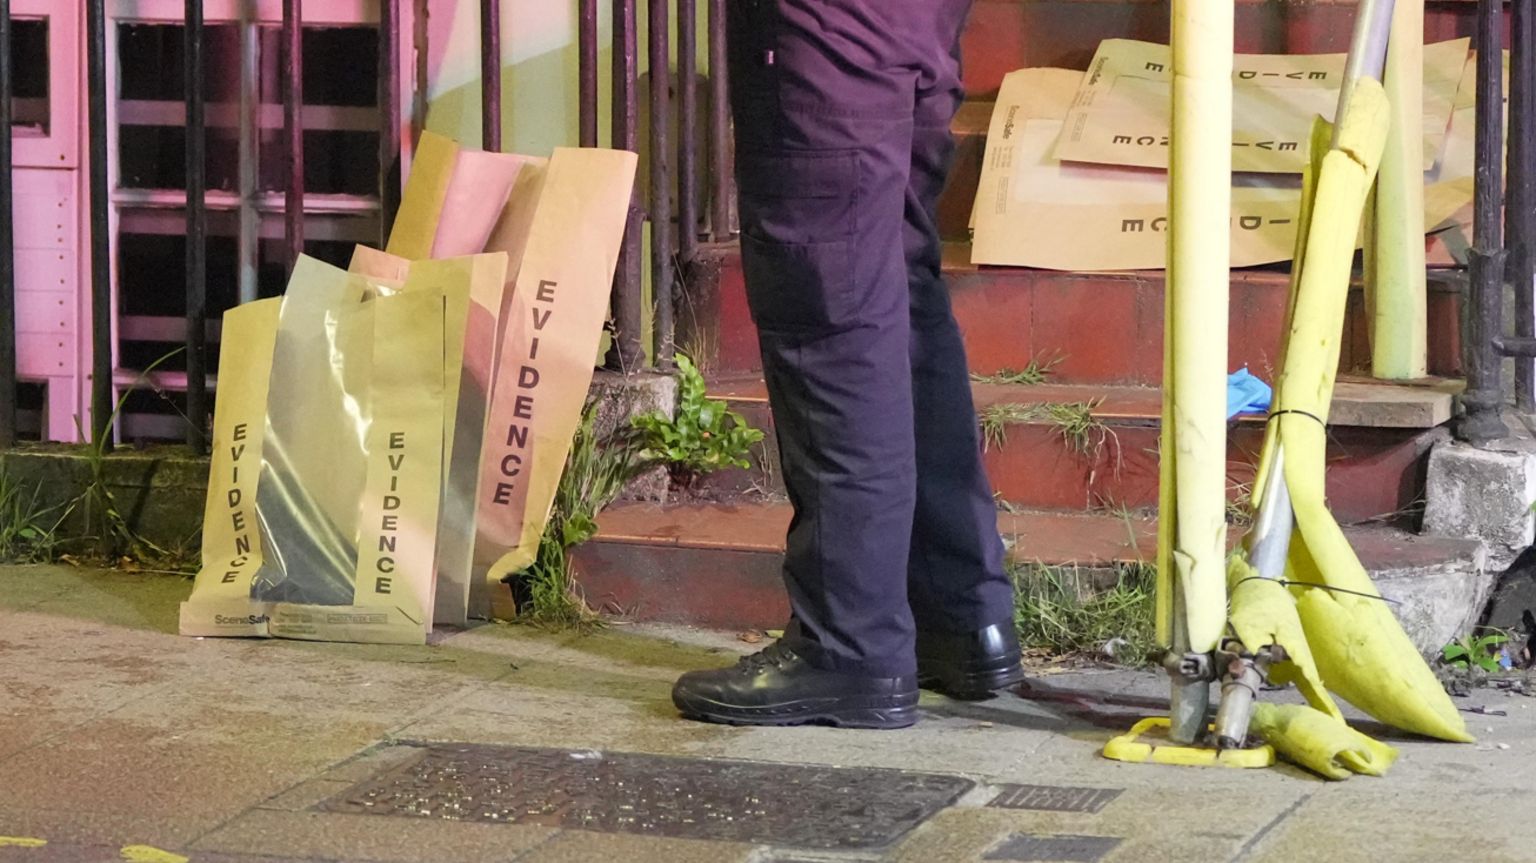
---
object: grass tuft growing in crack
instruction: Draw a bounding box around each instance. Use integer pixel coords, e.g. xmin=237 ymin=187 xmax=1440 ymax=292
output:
xmin=971 ymin=355 xmax=1063 ymax=387
xmin=980 ymin=399 xmax=1114 ymax=462
xmin=511 ymin=402 xmax=647 ymax=628
xmin=0 ymin=471 xmax=66 ymax=563
xmin=1011 ymin=560 xmax=1158 ymax=666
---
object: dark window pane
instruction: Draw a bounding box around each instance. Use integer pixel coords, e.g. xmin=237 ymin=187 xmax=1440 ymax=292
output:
xmin=117 ymin=23 xmax=242 ymax=102
xmin=304 ymin=27 xmax=380 ymax=107
xmin=118 ymin=223 xmax=240 ymax=323
xmin=257 ymin=25 xmax=380 ymax=107
xmin=118 ymin=125 xmax=240 ymax=191
xmin=10 ymin=18 xmax=49 ymax=133
xmin=259 ymin=129 xmax=380 ymax=195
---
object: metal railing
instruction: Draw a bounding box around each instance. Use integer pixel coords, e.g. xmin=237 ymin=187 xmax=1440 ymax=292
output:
xmin=579 ymin=0 xmax=734 ymax=371
xmin=3 ymin=0 xmax=723 ymax=449
xmin=1461 ymin=0 xmax=1536 ymax=444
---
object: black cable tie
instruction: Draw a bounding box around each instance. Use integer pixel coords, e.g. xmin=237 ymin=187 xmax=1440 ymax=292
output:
xmin=1231 ymin=575 xmax=1400 ymax=606
xmin=1265 ymin=408 xmax=1326 ymax=427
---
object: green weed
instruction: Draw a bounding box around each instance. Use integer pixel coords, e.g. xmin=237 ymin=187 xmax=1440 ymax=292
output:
xmin=0 ymin=471 xmax=66 ymax=563
xmin=633 ymin=353 xmax=764 ymax=490
xmin=1011 ymin=560 xmax=1158 ymax=666
xmin=1441 ymin=629 xmax=1510 ymax=673
xmin=514 ymin=402 xmax=647 ymax=627
xmin=980 ymin=399 xmax=1111 ymax=459
xmin=971 ymin=355 xmax=1063 ymax=387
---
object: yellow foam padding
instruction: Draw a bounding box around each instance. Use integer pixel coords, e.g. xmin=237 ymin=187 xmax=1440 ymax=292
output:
xmin=1264 ymin=80 xmax=1472 ymax=744
xmin=1251 ymin=118 xmax=1332 ymax=506
xmin=1368 ymin=0 xmax=1429 ymax=380
xmin=1225 ymin=555 xmax=1344 ymax=721
xmin=1162 ymin=0 xmax=1234 ymax=654
xmin=1251 ymin=702 xmax=1399 ymax=780
xmin=1102 ymin=717 xmax=1276 ymax=768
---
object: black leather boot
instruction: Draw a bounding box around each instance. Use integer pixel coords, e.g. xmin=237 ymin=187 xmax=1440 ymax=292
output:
xmin=916 ymin=622 xmax=1025 ymax=699
xmin=672 ymin=642 xmax=919 ymax=729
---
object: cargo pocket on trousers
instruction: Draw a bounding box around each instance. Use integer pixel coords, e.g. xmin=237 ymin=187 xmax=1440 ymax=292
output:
xmin=740 ymin=233 xmax=856 ymax=333
xmin=736 ymin=148 xmax=860 ymax=333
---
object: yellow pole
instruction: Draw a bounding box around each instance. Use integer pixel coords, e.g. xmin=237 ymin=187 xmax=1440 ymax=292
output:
xmin=1163 ymin=0 xmax=1234 ymax=742
xmin=1369 ymin=0 xmax=1428 ymax=378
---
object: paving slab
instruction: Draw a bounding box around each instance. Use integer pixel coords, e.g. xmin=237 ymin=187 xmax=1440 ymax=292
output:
xmin=2 ymin=563 xmax=1534 ymax=863
xmin=189 ymin=809 xmax=552 ymax=863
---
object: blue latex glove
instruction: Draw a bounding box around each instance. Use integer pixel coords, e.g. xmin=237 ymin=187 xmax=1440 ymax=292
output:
xmin=1227 ymin=368 xmax=1272 ymax=419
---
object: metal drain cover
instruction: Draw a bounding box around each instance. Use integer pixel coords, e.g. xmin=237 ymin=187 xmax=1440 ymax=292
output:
xmin=986 ymin=784 xmax=1123 ymax=814
xmin=984 ymin=833 xmax=1123 ymax=862
xmin=322 ymin=743 xmax=973 ymax=850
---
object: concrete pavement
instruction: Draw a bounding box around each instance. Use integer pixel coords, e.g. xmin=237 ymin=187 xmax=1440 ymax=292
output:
xmin=0 ymin=563 xmax=1532 ymax=863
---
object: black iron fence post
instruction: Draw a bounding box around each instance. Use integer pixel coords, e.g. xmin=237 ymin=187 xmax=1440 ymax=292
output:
xmin=88 ymin=0 xmax=113 ymax=450
xmin=379 ymin=0 xmax=401 ymax=244
xmin=1459 ymin=0 xmax=1512 ymax=444
xmin=0 ymin=0 xmax=15 ymax=448
xmin=678 ymin=0 xmax=699 ymax=269
xmin=482 ymin=0 xmax=501 ymax=152
xmin=1511 ymin=0 xmax=1536 ymax=412
xmin=707 ymin=0 xmax=730 ymax=241
xmin=283 ymin=0 xmax=305 ymax=272
xmin=650 ymin=0 xmax=674 ymax=365
xmin=185 ymin=0 xmax=208 ymax=453
xmin=579 ymin=0 xmax=598 ymax=148
xmin=608 ymin=0 xmax=645 ymax=371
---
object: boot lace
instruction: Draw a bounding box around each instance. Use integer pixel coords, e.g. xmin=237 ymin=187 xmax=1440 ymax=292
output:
xmin=737 ymin=641 xmax=794 ymax=674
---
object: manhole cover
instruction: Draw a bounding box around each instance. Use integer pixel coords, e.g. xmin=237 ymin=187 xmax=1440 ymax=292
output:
xmin=322 ymin=743 xmax=973 ymax=850
xmin=985 ymin=784 xmax=1123 ymax=814
xmin=984 ymin=833 xmax=1123 ymax=863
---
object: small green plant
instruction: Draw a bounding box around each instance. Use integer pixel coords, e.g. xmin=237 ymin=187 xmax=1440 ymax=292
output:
xmin=1011 ymin=560 xmax=1157 ymax=666
xmin=514 ymin=402 xmax=646 ymax=627
xmin=971 ymin=355 xmax=1062 ymax=386
xmin=633 ymin=353 xmax=764 ymax=489
xmin=1441 ymin=630 xmax=1509 ymax=673
xmin=66 ymin=349 xmax=187 ymax=564
xmin=0 ymin=471 xmax=66 ymax=563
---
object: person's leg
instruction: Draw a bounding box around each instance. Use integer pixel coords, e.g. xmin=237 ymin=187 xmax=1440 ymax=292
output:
xmin=902 ymin=0 xmax=1022 ymax=695
xmin=672 ymin=0 xmax=924 ymax=727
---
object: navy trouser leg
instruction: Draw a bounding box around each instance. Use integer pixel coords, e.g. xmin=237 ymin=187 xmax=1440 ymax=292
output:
xmin=904 ymin=16 xmax=1016 ymax=634
xmin=729 ymin=0 xmax=1009 ymax=676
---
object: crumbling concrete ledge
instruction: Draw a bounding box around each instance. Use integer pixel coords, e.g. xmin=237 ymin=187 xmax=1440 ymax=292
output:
xmin=1423 ymin=415 xmax=1536 ymax=572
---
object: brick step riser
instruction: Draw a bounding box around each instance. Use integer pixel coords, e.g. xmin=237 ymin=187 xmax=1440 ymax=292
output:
xmin=682 ymin=251 xmax=1464 ymax=383
xmin=959 ymin=0 xmax=1484 ymax=99
xmin=698 ymin=398 xmax=1443 ymax=525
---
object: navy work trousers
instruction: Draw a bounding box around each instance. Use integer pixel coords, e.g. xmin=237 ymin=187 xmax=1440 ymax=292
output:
xmin=728 ymin=0 xmax=1014 ymax=677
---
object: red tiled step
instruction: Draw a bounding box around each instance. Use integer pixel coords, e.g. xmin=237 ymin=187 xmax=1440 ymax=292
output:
xmin=959 ymin=0 xmax=1483 ymax=99
xmin=572 ymin=502 xmax=1482 ymax=630
xmin=684 ymin=244 xmax=1465 ymax=385
xmin=702 ymin=376 xmax=1456 ymax=523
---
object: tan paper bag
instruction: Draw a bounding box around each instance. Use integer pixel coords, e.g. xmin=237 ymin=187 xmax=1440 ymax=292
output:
xmin=386 ymin=129 xmax=540 ymax=261
xmin=349 ymin=247 xmax=509 ymax=627
xmin=180 ymin=297 xmax=282 ymax=637
xmin=1054 ymin=38 xmax=1468 ymax=173
xmin=473 ymin=147 xmax=638 ymax=620
xmin=971 ymin=67 xmax=1476 ymax=270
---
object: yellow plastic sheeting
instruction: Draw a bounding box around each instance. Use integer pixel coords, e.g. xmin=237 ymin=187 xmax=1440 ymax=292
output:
xmin=1266 ymin=81 xmax=1472 ymax=744
xmin=1251 ymin=703 xmax=1399 ymax=780
xmin=1163 ymin=0 xmax=1234 ymax=656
